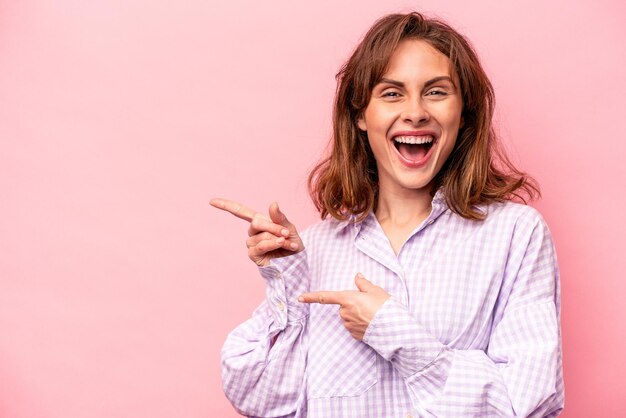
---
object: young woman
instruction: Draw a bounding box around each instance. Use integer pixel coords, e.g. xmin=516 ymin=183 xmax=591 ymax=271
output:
xmin=211 ymin=12 xmax=563 ymax=417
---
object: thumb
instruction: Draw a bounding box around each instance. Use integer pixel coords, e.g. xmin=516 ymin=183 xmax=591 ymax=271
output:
xmin=355 ymin=273 xmax=375 ymax=292
xmin=269 ymin=202 xmax=291 ymax=228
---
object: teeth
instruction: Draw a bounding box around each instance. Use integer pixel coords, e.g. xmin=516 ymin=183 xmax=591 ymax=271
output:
xmin=394 ymin=135 xmax=434 ymax=144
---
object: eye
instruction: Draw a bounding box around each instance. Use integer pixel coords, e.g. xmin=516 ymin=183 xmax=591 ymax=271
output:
xmin=426 ymin=88 xmax=447 ymax=96
xmin=382 ymin=91 xmax=401 ymax=98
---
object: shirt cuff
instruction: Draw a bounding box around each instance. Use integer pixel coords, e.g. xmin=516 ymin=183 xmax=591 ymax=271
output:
xmin=363 ymin=296 xmax=447 ymax=378
xmin=258 ymin=250 xmax=310 ymax=327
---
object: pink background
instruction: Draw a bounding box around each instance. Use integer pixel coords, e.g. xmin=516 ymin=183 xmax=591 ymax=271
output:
xmin=1 ymin=0 xmax=625 ymax=416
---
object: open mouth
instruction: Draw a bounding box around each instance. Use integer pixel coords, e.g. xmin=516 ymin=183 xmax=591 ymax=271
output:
xmin=393 ymin=135 xmax=435 ymax=162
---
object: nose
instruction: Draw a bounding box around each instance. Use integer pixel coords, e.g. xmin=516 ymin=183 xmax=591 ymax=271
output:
xmin=401 ymin=97 xmax=430 ymax=125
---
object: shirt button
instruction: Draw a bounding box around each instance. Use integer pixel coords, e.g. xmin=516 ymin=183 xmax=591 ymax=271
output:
xmin=276 ymin=302 xmax=285 ymax=311
xmin=406 ymin=414 xmax=413 ymax=418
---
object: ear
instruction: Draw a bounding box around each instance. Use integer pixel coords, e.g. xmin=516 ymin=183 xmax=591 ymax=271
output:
xmin=357 ymin=114 xmax=367 ymax=131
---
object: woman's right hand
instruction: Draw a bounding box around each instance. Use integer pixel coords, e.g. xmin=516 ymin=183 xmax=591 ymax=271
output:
xmin=210 ymin=198 xmax=304 ymax=267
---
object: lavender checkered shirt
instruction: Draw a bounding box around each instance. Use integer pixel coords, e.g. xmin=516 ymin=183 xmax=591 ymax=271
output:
xmin=222 ymin=193 xmax=564 ymax=417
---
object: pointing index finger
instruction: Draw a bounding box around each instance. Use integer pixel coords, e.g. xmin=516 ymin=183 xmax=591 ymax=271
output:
xmin=298 ymin=291 xmax=353 ymax=305
xmin=210 ymin=198 xmax=257 ymax=222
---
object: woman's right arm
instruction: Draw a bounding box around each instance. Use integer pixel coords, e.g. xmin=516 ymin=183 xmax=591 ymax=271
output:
xmin=222 ymin=251 xmax=310 ymax=417
xmin=211 ymin=199 xmax=309 ymax=417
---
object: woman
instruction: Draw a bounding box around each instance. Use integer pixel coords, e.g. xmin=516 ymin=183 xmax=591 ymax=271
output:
xmin=211 ymin=12 xmax=563 ymax=417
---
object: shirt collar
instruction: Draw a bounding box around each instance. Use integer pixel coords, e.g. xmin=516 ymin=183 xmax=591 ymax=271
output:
xmin=332 ymin=188 xmax=450 ymax=235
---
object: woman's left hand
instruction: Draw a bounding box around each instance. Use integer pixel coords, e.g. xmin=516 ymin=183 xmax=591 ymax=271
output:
xmin=298 ymin=273 xmax=390 ymax=340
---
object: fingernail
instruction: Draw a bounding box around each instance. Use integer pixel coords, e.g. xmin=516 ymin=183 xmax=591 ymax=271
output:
xmin=298 ymin=296 xmax=304 ymax=302
xmin=356 ymin=272 xmax=364 ymax=279
xmin=281 ymin=228 xmax=289 ymax=237
xmin=290 ymin=242 xmax=298 ymax=250
xmin=277 ymin=237 xmax=285 ymax=244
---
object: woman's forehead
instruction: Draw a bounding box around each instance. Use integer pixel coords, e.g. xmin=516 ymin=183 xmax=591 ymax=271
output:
xmin=379 ymin=39 xmax=458 ymax=85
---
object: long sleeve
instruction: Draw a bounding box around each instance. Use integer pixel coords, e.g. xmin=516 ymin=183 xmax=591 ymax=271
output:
xmin=221 ymin=251 xmax=310 ymax=417
xmin=362 ymin=212 xmax=564 ymax=417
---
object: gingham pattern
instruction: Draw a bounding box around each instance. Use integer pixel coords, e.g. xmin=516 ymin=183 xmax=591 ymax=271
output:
xmin=221 ymin=194 xmax=564 ymax=417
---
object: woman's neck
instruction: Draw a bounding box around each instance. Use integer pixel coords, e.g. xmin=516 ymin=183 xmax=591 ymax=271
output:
xmin=375 ymin=186 xmax=434 ymax=228
xmin=374 ymin=185 xmax=435 ymax=256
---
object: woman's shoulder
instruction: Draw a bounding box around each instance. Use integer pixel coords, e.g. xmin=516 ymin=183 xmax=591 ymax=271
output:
xmin=300 ymin=216 xmax=353 ymax=245
xmin=477 ymin=201 xmax=554 ymax=247
xmin=482 ymin=200 xmax=547 ymax=227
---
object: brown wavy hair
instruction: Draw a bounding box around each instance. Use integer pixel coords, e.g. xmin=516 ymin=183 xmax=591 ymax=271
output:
xmin=308 ymin=12 xmax=539 ymax=221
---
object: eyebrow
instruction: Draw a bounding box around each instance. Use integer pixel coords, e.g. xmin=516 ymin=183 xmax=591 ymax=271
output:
xmin=378 ymin=76 xmax=455 ymax=88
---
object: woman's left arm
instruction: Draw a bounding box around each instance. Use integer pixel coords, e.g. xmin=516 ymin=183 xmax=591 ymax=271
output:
xmin=363 ymin=213 xmax=564 ymax=417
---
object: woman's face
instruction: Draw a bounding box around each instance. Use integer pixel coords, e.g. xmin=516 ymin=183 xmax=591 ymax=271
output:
xmin=358 ymin=39 xmax=463 ymax=197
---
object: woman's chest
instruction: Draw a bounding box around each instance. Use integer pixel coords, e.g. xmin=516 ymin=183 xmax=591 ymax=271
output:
xmin=307 ymin=226 xmax=511 ymax=347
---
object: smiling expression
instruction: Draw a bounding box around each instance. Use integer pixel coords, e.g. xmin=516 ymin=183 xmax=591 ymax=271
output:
xmin=357 ymin=39 xmax=464 ymax=197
